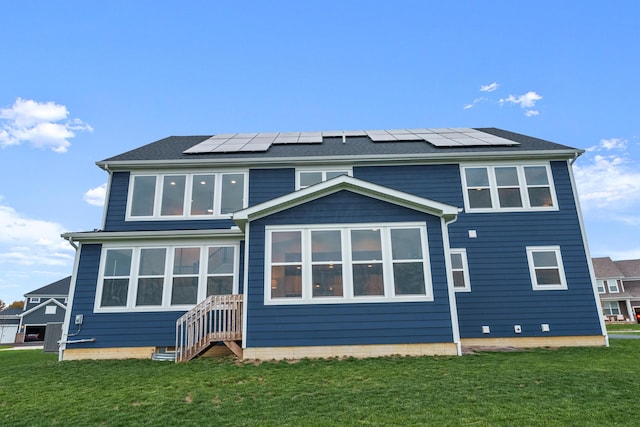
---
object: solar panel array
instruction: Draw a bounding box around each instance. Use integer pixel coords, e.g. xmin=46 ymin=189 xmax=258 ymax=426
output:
xmin=183 ymin=128 xmax=518 ymax=154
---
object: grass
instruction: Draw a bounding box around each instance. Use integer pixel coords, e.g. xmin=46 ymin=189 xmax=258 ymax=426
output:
xmin=1 ymin=340 xmax=639 ymax=426
xmin=607 ymin=323 xmax=640 ymax=332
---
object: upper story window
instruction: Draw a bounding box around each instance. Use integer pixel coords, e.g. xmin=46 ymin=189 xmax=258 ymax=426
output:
xmin=95 ymin=242 xmax=239 ymax=312
xmin=526 ymin=246 xmax=567 ymax=291
xmin=461 ymin=164 xmax=557 ymax=212
xmin=596 ymin=280 xmax=606 ymax=294
xmin=296 ymin=168 xmax=352 ymax=190
xmin=45 ymin=305 xmax=57 ymax=315
xmin=265 ymin=222 xmax=433 ymax=304
xmin=127 ymin=171 xmax=247 ymax=220
xmin=607 ymin=279 xmax=620 ymax=293
xmin=450 ymin=249 xmax=471 ymax=292
xmin=29 ymin=297 xmax=40 ymax=304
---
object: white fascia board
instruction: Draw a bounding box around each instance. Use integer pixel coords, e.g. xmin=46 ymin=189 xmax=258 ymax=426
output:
xmin=19 ymin=298 xmax=67 ymax=317
xmin=97 ymin=149 xmax=583 ymax=171
xmin=233 ymin=175 xmax=459 ymax=229
xmin=61 ymin=228 xmax=245 ymax=243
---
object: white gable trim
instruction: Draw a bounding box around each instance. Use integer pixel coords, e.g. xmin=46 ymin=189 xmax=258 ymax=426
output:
xmin=19 ymin=298 xmax=67 ymax=317
xmin=233 ymin=175 xmax=460 ymax=229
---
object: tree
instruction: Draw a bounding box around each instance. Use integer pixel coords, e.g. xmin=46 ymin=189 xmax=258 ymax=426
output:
xmin=0 ymin=300 xmax=5 ymax=311
xmin=8 ymin=300 xmax=24 ymax=309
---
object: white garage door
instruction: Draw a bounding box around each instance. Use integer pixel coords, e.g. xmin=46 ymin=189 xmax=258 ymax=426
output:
xmin=0 ymin=325 xmax=18 ymax=344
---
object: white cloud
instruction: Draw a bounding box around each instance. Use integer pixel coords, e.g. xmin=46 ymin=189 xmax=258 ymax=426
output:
xmin=480 ymin=82 xmax=499 ymax=92
xmin=0 ymin=98 xmax=92 ymax=153
xmin=463 ymin=97 xmax=486 ymax=109
xmin=499 ymin=91 xmax=542 ymax=110
xmin=0 ymin=202 xmax=74 ymax=267
xmin=574 ymin=154 xmax=640 ymax=210
xmin=84 ymin=183 xmax=107 ymax=206
xmin=525 ymin=110 xmax=539 ymax=117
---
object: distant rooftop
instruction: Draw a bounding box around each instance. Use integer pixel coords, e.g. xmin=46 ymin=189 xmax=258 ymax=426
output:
xmin=25 ymin=276 xmax=71 ymax=297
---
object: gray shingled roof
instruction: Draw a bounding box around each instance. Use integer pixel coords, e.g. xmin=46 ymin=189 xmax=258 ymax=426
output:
xmin=0 ymin=307 xmax=23 ymax=318
xmin=592 ymin=257 xmax=625 ymax=279
xmin=616 ymin=260 xmax=640 ymax=279
xmin=25 ymin=276 xmax=71 ymax=297
xmin=99 ymin=128 xmax=579 ymax=164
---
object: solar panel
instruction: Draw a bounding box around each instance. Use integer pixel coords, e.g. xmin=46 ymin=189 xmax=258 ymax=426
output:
xmin=183 ymin=127 xmax=519 ymax=154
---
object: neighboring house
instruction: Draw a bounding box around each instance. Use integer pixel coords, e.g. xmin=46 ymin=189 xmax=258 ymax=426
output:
xmin=19 ymin=276 xmax=71 ymax=344
xmin=0 ymin=307 xmax=22 ymax=344
xmin=593 ymin=257 xmax=640 ymax=322
xmin=59 ymin=128 xmax=606 ymax=361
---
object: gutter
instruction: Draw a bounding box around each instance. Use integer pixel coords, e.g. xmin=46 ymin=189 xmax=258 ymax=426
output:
xmin=97 ymin=149 xmax=584 ymax=171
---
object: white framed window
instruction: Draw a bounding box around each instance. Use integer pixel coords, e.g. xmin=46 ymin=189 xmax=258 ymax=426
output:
xmin=596 ymin=280 xmax=606 ymax=294
xmin=607 ymin=280 xmax=620 ymax=293
xmin=29 ymin=297 xmax=40 ymax=304
xmin=95 ymin=242 xmax=240 ymax=312
xmin=603 ymin=300 xmax=621 ymax=316
xmin=461 ymin=164 xmax=557 ymax=212
xmin=296 ymin=168 xmax=352 ymax=190
xmin=450 ymin=249 xmax=471 ymax=292
xmin=265 ymin=222 xmax=433 ymax=304
xmin=127 ymin=171 xmax=248 ymax=220
xmin=526 ymin=246 xmax=568 ymax=290
xmin=45 ymin=305 xmax=57 ymax=315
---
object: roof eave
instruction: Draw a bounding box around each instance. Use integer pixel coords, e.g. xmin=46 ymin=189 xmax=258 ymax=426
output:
xmin=62 ymin=228 xmax=245 ymax=243
xmin=96 ymin=149 xmax=583 ymax=171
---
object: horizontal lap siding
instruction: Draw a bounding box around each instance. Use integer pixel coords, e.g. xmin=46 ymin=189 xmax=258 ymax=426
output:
xmin=451 ymin=161 xmax=601 ymax=338
xmin=22 ymin=306 xmax=66 ymax=325
xmin=68 ymin=244 xmax=184 ymax=349
xmin=245 ymin=190 xmax=454 ymax=348
xmin=354 ymin=164 xmax=464 ymax=207
xmin=249 ymin=168 xmax=295 ymax=205
xmin=104 ymin=172 xmax=235 ymax=232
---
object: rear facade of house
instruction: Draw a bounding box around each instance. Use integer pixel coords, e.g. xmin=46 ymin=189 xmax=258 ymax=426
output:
xmin=60 ymin=128 xmax=607 ymax=361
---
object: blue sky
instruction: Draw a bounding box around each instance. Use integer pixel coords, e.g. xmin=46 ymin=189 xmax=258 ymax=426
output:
xmin=1 ymin=1 xmax=639 ymax=304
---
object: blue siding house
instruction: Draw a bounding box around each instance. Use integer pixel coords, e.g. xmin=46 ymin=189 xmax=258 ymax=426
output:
xmin=60 ymin=128 xmax=606 ymax=361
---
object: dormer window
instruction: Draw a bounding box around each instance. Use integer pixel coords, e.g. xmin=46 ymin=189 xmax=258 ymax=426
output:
xmin=127 ymin=171 xmax=247 ymax=220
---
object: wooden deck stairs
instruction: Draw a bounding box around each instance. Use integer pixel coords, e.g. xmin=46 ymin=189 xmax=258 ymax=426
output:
xmin=175 ymin=294 xmax=243 ymax=362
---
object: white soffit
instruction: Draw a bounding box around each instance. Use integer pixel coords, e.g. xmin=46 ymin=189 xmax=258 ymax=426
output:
xmin=183 ymin=128 xmax=518 ymax=154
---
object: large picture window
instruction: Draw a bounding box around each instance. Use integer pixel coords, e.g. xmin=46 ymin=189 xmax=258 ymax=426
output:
xmin=461 ymin=164 xmax=557 ymax=212
xmin=526 ymin=246 xmax=568 ymax=290
xmin=266 ymin=223 xmax=432 ymax=304
xmin=127 ymin=171 xmax=247 ymax=220
xmin=96 ymin=243 xmax=239 ymax=311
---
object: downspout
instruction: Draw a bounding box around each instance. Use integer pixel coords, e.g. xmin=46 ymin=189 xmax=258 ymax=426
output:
xmin=59 ymin=236 xmax=79 ymax=361
xmin=442 ymin=209 xmax=463 ymax=356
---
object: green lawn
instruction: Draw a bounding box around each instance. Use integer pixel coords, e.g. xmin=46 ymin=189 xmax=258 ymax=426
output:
xmin=607 ymin=323 xmax=640 ymax=332
xmin=1 ymin=340 xmax=638 ymax=426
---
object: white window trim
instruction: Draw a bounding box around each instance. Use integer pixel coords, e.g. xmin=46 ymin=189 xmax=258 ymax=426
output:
xmin=526 ymin=246 xmax=568 ymax=291
xmin=607 ymin=280 xmax=620 ymax=293
xmin=460 ymin=162 xmax=558 ymax=213
xmin=29 ymin=297 xmax=41 ymax=303
xmin=295 ymin=167 xmax=353 ymax=190
xmin=450 ymin=248 xmax=471 ymax=292
xmin=596 ymin=280 xmax=606 ymax=294
xmin=126 ymin=170 xmax=248 ymax=221
xmin=603 ymin=300 xmax=621 ymax=316
xmin=45 ymin=305 xmax=57 ymax=315
xmin=264 ymin=222 xmax=433 ymax=305
xmin=94 ymin=240 xmax=240 ymax=313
